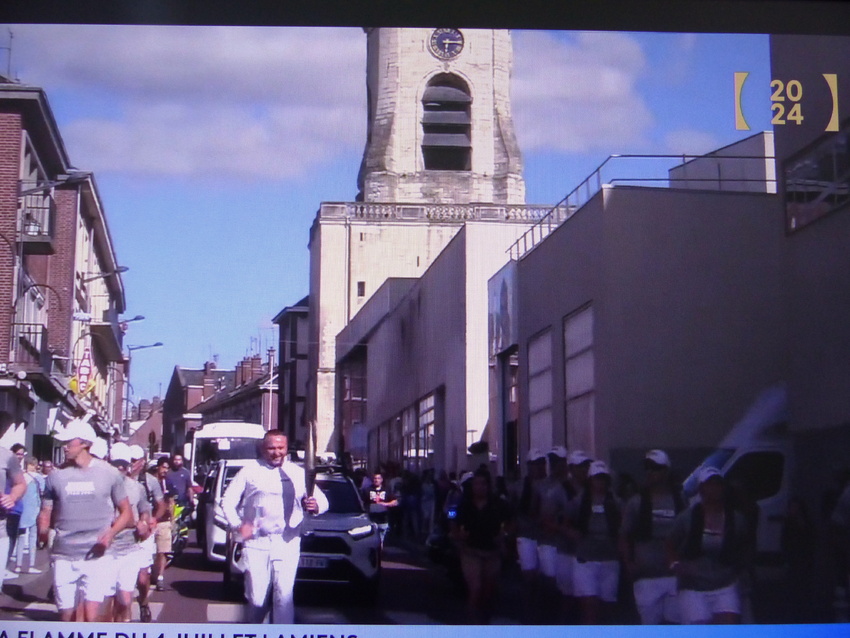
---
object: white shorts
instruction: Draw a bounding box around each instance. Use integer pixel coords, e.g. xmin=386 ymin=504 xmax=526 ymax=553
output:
xmin=633 ymin=576 xmax=679 ymax=624
xmin=537 ymin=544 xmax=557 ymax=578
xmin=52 ymin=554 xmax=118 ymax=609
xmin=516 ymin=537 xmax=539 ymax=572
xmin=554 ymin=553 xmax=576 ymax=596
xmin=573 ymin=559 xmax=619 ymax=602
xmin=678 ymin=581 xmax=741 ymax=624
xmin=114 ymin=550 xmax=147 ymax=594
xmin=138 ymin=536 xmax=155 ymax=568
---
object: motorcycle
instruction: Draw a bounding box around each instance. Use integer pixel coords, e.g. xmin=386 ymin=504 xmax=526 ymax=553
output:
xmin=165 ymin=502 xmax=192 ymax=567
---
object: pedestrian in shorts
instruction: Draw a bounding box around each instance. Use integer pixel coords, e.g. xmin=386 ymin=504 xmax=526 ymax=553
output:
xmin=37 ymin=419 xmax=132 ymax=621
xmin=571 ymin=460 xmax=622 ymax=624
xmin=107 ymin=443 xmax=153 ymax=622
xmin=619 ymin=449 xmax=685 ymax=624
xmin=666 ymin=466 xmax=751 ymax=624
xmin=129 ymin=444 xmax=165 ymax=621
xmin=0 ymin=441 xmax=26 ymax=590
xmin=152 ymin=457 xmax=173 ymax=592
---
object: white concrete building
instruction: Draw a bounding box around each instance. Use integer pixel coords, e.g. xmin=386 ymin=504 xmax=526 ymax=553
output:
xmin=336 ymin=223 xmax=538 ymax=473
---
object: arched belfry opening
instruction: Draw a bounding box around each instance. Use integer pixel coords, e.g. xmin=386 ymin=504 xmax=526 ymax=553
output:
xmin=421 ymin=74 xmax=472 ymax=171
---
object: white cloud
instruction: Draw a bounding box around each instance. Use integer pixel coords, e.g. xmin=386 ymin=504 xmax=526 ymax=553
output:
xmin=512 ymin=30 xmax=654 ymax=153
xmin=664 ymin=128 xmax=721 ymax=155
xmin=8 ymin=25 xmax=367 ymax=180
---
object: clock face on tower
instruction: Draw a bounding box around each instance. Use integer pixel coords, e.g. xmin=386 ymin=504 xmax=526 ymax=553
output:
xmin=429 ymin=28 xmax=464 ymax=60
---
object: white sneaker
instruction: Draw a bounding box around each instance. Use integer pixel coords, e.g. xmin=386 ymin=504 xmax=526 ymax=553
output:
xmin=27 ymin=567 xmax=42 ymax=574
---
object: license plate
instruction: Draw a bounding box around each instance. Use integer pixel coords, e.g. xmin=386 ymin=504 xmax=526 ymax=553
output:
xmin=299 ymin=556 xmax=329 ymax=569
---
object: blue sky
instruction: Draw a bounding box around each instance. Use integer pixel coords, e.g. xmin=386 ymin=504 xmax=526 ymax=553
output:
xmin=1 ymin=26 xmax=772 ymax=402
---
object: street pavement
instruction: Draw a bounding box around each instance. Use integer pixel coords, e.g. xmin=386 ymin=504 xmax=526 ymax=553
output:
xmin=0 ymin=531 xmax=526 ymax=624
xmin=0 ymin=531 xmax=839 ymax=624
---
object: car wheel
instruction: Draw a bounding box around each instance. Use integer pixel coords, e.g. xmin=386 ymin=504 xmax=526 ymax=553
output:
xmin=359 ymin=574 xmax=380 ymax=606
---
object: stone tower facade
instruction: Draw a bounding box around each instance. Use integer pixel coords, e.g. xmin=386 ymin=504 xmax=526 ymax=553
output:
xmin=357 ymin=28 xmax=525 ymax=204
xmin=307 ymin=29 xmax=542 ymax=456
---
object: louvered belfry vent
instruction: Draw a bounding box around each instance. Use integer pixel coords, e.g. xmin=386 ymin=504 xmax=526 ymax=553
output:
xmin=421 ymin=75 xmax=472 ymax=171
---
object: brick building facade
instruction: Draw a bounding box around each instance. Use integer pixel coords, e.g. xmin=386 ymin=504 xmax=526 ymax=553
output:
xmin=0 ymin=76 xmax=128 ymax=458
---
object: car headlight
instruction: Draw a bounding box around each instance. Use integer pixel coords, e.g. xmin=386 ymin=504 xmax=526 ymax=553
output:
xmin=347 ymin=524 xmax=375 ymax=539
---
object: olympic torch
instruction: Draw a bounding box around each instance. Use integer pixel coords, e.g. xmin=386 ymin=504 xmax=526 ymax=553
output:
xmin=305 ymin=419 xmax=316 ymax=498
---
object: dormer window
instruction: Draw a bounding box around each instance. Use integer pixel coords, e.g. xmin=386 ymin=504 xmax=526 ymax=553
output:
xmin=421 ymin=75 xmax=471 ymax=171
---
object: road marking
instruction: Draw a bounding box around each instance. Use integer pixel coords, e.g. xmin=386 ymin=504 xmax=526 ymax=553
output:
xmin=207 ymin=602 xmax=245 ymax=623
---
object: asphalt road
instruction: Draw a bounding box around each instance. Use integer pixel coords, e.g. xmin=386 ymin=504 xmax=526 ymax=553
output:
xmin=0 ymin=531 xmax=841 ymax=624
xmin=0 ymin=531 xmax=525 ymax=624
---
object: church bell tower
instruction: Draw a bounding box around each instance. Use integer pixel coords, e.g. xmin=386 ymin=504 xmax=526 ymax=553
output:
xmin=357 ymin=28 xmax=526 ymax=204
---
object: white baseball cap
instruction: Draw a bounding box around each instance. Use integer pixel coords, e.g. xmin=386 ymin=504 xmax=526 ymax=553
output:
xmin=526 ymin=448 xmax=547 ymax=463
xmin=90 ymin=437 xmax=109 ymax=460
xmin=588 ymin=460 xmax=611 ymax=477
xmin=128 ymin=444 xmax=145 ymax=460
xmin=697 ymin=466 xmax=723 ymax=485
xmin=645 ymin=449 xmax=671 ymax=467
xmin=459 ymin=471 xmax=475 ymax=485
xmin=568 ymin=450 xmax=592 ymax=466
xmin=110 ymin=442 xmax=132 ymax=464
xmin=54 ymin=418 xmax=97 ymax=444
xmin=549 ymin=445 xmax=568 ymax=459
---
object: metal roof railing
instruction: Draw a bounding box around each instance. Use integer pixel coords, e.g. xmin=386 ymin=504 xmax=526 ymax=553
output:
xmin=507 ymin=153 xmax=777 ymax=261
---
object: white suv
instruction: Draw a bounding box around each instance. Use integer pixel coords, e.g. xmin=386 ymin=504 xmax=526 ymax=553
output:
xmin=223 ymin=466 xmax=381 ymax=602
xmin=196 ymin=459 xmax=253 ymax=563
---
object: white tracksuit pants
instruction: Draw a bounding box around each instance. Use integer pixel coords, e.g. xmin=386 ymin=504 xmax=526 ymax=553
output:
xmin=243 ymin=534 xmax=300 ymax=624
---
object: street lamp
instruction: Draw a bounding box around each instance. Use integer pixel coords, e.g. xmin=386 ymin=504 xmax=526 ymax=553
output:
xmin=82 ymin=265 xmax=129 ymax=284
xmin=123 ymin=342 xmax=163 ymax=436
xmin=17 ymin=171 xmax=91 ymax=198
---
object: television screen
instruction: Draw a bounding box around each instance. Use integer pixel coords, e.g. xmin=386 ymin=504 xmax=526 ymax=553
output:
xmin=0 ymin=1 xmax=849 ymax=636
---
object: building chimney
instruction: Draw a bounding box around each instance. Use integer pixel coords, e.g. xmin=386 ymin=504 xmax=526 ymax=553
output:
xmin=203 ymin=360 xmax=218 ymax=399
xmin=138 ymin=398 xmax=152 ymax=420
xmin=250 ymin=354 xmax=263 ymax=382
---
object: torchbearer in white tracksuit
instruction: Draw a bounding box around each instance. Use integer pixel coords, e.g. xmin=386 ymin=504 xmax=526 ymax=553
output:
xmin=222 ymin=430 xmax=328 ymax=624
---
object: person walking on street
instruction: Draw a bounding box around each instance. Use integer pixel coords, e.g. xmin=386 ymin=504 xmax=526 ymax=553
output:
xmin=366 ymin=472 xmax=398 ymax=546
xmin=666 ymin=466 xmax=751 ymax=624
xmin=37 ymin=418 xmax=133 ymax=621
xmin=106 ymin=443 xmax=152 ymax=623
xmin=152 ymin=457 xmax=174 ymax=592
xmin=619 ymin=449 xmax=685 ymax=624
xmin=129 ymin=444 xmax=165 ymax=622
xmin=6 ymin=444 xmax=27 ymax=562
xmin=450 ymin=468 xmax=512 ymax=624
xmin=166 ymin=453 xmax=194 ymax=511
xmin=221 ymin=430 xmax=328 ymax=623
xmin=571 ymin=460 xmax=622 ymax=624
xmin=12 ymin=456 xmax=43 ymax=574
xmin=514 ymin=449 xmax=547 ymax=622
xmin=0 ymin=442 xmax=26 ymax=589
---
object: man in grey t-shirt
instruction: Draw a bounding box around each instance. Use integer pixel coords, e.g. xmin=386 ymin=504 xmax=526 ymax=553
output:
xmin=37 ymin=419 xmax=132 ymax=621
xmin=0 ymin=444 xmax=26 ymax=592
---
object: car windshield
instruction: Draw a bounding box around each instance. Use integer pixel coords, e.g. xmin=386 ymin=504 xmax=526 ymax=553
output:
xmin=316 ymin=478 xmax=364 ymax=515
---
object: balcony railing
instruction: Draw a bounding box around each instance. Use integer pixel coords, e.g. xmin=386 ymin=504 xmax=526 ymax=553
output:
xmin=18 ymin=181 xmax=56 ymax=254
xmin=11 ymin=322 xmax=52 ymax=371
xmin=508 ymin=152 xmax=777 ymax=260
xmin=318 ymin=202 xmax=555 ymax=223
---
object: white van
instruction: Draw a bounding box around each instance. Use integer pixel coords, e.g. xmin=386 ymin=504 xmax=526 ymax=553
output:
xmin=682 ymin=384 xmax=792 ymax=560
